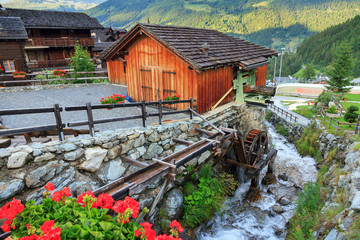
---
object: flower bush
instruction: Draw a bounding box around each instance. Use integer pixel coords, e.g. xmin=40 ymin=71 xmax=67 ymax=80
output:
xmin=163 ymin=94 xmax=180 ymax=101
xmin=0 ymin=184 xmax=183 ymax=240
xmin=100 ymin=94 xmax=126 ymax=104
xmin=0 ymin=67 xmax=4 ymax=73
xmin=53 ymin=69 xmax=66 ymax=76
xmin=12 ymin=71 xmax=26 ymax=76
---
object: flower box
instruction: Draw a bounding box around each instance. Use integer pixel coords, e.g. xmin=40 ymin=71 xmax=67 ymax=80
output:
xmin=12 ymin=71 xmax=26 ymax=78
xmin=13 ymin=75 xmax=26 ymax=78
xmin=100 ymin=94 xmax=126 ymax=105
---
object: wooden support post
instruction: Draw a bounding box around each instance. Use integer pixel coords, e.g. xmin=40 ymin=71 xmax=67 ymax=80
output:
xmin=336 ymin=122 xmax=339 ymax=135
xmin=86 ymin=102 xmax=95 ymax=137
xmin=190 ymin=97 xmax=193 ymax=120
xmin=158 ymin=99 xmax=163 ymax=125
xmin=53 ymin=104 xmax=64 ymax=141
xmin=355 ymin=115 xmax=360 ymax=134
xmin=23 ymin=133 xmax=32 ymax=143
xmin=141 ymin=100 xmax=146 ymax=127
xmin=147 ymin=178 xmax=171 ymax=218
xmin=84 ymin=73 xmax=87 ymax=84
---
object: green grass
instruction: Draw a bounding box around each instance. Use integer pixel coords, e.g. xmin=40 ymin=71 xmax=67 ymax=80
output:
xmin=281 ymin=100 xmax=297 ymax=106
xmin=340 ymin=102 xmax=360 ymax=114
xmin=293 ymin=105 xmax=316 ymax=119
xmin=341 ymin=93 xmax=360 ymax=102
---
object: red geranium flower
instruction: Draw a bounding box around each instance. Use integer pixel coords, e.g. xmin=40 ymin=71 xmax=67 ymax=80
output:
xmin=170 ymin=220 xmax=183 ymax=233
xmin=1 ymin=219 xmax=11 ymax=232
xmin=19 ymin=234 xmax=40 ymax=240
xmin=96 ymin=193 xmax=114 ymax=209
xmin=62 ymin=187 xmax=71 ymax=197
xmin=77 ymin=191 xmax=97 ymax=208
xmin=44 ymin=182 xmax=55 ymax=191
xmin=0 ymin=198 xmax=25 ymax=220
xmin=40 ymin=220 xmax=55 ymax=234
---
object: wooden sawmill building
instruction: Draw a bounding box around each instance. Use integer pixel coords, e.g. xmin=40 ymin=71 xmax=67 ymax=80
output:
xmin=102 ymin=23 xmax=278 ymax=113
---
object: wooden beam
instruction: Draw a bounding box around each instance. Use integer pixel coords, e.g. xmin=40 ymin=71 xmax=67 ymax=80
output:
xmin=243 ymin=85 xmax=275 ymax=96
xmin=121 ymin=156 xmax=149 ymax=169
xmin=152 ymin=158 xmax=176 ymax=169
xmin=172 ymin=138 xmax=194 ymax=146
xmin=211 ymin=86 xmax=233 ymax=111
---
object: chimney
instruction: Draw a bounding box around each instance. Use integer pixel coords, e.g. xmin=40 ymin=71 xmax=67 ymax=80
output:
xmin=201 ymin=42 xmax=210 ymax=55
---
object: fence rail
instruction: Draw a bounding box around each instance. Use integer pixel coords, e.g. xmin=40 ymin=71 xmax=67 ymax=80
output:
xmin=321 ymin=110 xmax=360 ymax=135
xmin=0 ymin=71 xmax=108 ymax=86
xmin=267 ymin=103 xmax=298 ymax=123
xmin=0 ymin=99 xmax=195 ymax=142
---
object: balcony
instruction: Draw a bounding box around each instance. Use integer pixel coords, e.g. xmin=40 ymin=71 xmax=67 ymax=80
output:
xmin=25 ymin=38 xmax=95 ymax=48
xmin=27 ymin=59 xmax=71 ymax=69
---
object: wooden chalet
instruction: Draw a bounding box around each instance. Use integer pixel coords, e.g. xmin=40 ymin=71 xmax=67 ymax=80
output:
xmin=102 ymin=23 xmax=278 ymax=113
xmin=0 ymin=7 xmax=103 ymax=71
xmin=0 ymin=16 xmax=28 ymax=74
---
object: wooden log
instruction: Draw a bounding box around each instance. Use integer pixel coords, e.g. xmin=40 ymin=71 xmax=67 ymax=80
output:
xmin=0 ymin=138 xmax=11 ymax=148
xmin=243 ymin=85 xmax=276 ymax=96
xmin=355 ymin=115 xmax=360 ymax=134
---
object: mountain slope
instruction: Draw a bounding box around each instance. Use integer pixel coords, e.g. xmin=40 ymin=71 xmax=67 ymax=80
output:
xmin=2 ymin=0 xmax=106 ymax=11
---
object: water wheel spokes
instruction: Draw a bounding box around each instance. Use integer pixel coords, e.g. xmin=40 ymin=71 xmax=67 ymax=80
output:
xmin=244 ymin=129 xmax=268 ymax=166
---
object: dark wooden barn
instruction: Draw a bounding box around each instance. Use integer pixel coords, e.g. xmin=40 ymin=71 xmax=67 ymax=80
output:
xmin=0 ymin=7 xmax=103 ymax=70
xmin=102 ymin=23 xmax=277 ymax=113
xmin=0 ymin=16 xmax=28 ymax=74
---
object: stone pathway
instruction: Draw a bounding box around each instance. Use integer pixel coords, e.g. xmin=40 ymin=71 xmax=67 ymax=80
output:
xmin=271 ymin=96 xmax=312 ymax=126
xmin=0 ymin=84 xmax=189 ymax=133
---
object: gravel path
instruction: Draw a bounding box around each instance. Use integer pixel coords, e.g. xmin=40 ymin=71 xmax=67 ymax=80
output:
xmin=0 ymin=84 xmax=189 ymax=132
xmin=271 ymin=96 xmax=311 ymax=126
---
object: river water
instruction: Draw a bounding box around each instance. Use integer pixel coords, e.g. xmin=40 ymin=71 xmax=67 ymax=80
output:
xmin=196 ymin=122 xmax=318 ymax=240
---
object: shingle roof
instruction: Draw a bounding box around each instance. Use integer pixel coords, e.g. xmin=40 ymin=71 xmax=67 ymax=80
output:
xmin=91 ymin=28 xmax=114 ymax=42
xmin=0 ymin=16 xmax=27 ymax=39
xmin=93 ymin=42 xmax=113 ymax=52
xmin=102 ymin=23 xmax=278 ymax=70
xmin=0 ymin=8 xmax=103 ymax=29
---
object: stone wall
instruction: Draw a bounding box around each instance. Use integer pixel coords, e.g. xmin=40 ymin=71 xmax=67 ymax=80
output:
xmin=0 ymin=103 xmax=267 ymax=212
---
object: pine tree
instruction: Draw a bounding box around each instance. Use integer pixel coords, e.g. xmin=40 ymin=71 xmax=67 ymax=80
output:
xmin=301 ymin=63 xmax=316 ymax=80
xmin=325 ymin=43 xmax=354 ymax=93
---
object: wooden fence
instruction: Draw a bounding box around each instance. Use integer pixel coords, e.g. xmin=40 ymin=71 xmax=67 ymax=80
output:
xmin=0 ymin=98 xmax=195 ymax=142
xmin=321 ymin=110 xmax=360 ymax=135
xmin=267 ymin=103 xmax=298 ymax=123
xmin=0 ymin=71 xmax=108 ymax=87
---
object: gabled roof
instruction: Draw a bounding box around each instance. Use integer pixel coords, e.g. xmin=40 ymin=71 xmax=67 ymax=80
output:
xmin=0 ymin=8 xmax=103 ymax=30
xmin=102 ymin=23 xmax=278 ymax=71
xmin=0 ymin=16 xmax=27 ymax=40
xmin=93 ymin=42 xmax=113 ymax=52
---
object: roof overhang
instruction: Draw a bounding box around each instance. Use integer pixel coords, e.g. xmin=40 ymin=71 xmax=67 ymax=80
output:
xmin=238 ymin=56 xmax=269 ymax=70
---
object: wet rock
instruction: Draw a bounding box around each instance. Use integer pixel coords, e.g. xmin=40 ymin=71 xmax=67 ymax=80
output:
xmin=350 ymin=190 xmax=360 ymax=210
xmin=174 ymin=145 xmax=187 ymax=153
xmin=79 ymin=147 xmax=108 ymax=172
xmin=148 ymin=132 xmax=160 ymax=142
xmin=34 ymin=153 xmax=56 ymax=163
xmin=139 ymin=196 xmax=154 ymax=209
xmin=25 ymin=161 xmax=67 ymax=188
xmin=64 ymin=149 xmax=84 ymax=161
xmin=137 ymin=146 xmax=146 ymax=157
xmin=278 ymin=196 xmax=291 ymax=206
xmin=96 ymin=159 xmax=126 ymax=183
xmin=198 ymin=151 xmax=211 ymax=164
xmin=324 ymin=228 xmax=338 ymax=240
xmin=164 ymin=188 xmax=184 ymax=219
xmin=59 ymin=143 xmax=77 ymax=152
xmin=7 ymin=151 xmax=30 ymax=169
xmin=32 ymin=149 xmax=43 ymax=157
xmin=12 ymin=145 xmax=33 ymax=154
xmin=178 ymin=133 xmax=188 ymax=140
xmin=278 ymin=174 xmax=289 ymax=181
xmin=0 ymin=179 xmax=25 ymax=201
xmin=179 ymin=124 xmax=189 ymax=132
xmin=272 ymin=204 xmax=284 ymax=214
xmin=0 ymin=148 xmax=11 ymax=158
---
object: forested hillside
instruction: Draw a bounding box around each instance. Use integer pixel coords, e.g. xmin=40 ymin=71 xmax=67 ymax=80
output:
xmin=2 ymin=0 xmax=105 ymax=11
xmin=86 ymin=0 xmax=360 ymax=50
xmin=267 ymin=15 xmax=360 ymax=79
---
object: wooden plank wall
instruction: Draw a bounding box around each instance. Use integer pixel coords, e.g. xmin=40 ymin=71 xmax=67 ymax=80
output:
xmin=0 ymin=41 xmax=27 ymax=72
xmin=196 ymin=66 xmax=234 ymax=113
xmin=123 ymin=34 xmax=198 ymax=111
xmin=107 ymin=59 xmax=126 ymax=85
xmin=255 ymin=65 xmax=268 ymax=86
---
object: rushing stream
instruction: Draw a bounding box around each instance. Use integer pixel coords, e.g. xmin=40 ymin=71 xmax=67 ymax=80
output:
xmin=196 ymin=122 xmax=318 ymax=240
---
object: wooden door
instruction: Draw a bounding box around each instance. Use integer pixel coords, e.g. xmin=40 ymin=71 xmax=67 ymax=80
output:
xmin=140 ymin=67 xmax=177 ymax=102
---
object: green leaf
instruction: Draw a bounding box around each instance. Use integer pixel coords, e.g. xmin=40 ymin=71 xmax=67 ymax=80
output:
xmin=99 ymin=221 xmax=115 ymax=231
xmin=90 ymin=231 xmax=105 ymax=239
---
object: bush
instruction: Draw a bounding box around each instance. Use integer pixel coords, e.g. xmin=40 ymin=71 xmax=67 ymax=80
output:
xmin=275 ymin=125 xmax=288 ymax=136
xmin=296 ymin=124 xmax=321 ymax=160
xmin=316 ymin=91 xmax=335 ymax=107
xmin=265 ymin=111 xmax=271 ymax=121
xmin=344 ymin=105 xmax=359 ymax=123
xmin=326 ymin=105 xmax=338 ymax=114
xmin=69 ymin=43 xmax=95 ymax=83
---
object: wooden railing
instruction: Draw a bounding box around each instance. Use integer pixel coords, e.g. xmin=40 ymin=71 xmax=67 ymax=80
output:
xmin=321 ymin=110 xmax=360 ymax=135
xmin=0 ymin=99 xmax=195 ymax=141
xmin=25 ymin=38 xmax=95 ymax=48
xmin=0 ymin=71 xmax=108 ymax=86
xmin=27 ymin=59 xmax=71 ymax=69
xmin=267 ymin=103 xmax=298 ymax=123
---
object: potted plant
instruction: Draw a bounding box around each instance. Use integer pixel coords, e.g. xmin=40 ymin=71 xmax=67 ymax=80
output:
xmin=53 ymin=69 xmax=66 ymax=77
xmin=100 ymin=94 xmax=126 ymax=109
xmin=12 ymin=71 xmax=26 ymax=78
xmin=163 ymin=94 xmax=180 ymax=101
xmin=0 ymin=183 xmax=183 ymax=240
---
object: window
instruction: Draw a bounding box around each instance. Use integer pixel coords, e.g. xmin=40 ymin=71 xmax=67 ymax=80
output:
xmin=3 ymin=60 xmax=15 ymax=72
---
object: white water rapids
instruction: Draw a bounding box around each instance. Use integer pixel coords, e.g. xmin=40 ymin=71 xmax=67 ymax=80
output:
xmin=196 ymin=122 xmax=318 ymax=240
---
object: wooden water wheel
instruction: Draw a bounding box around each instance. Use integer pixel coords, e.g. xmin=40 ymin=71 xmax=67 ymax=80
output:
xmin=244 ymin=129 xmax=268 ymax=166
